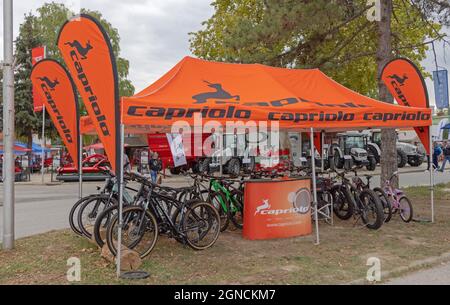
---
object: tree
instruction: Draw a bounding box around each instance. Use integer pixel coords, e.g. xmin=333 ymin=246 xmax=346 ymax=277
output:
xmin=190 ymin=0 xmax=446 ymax=96
xmin=14 ymin=14 xmax=42 ymax=159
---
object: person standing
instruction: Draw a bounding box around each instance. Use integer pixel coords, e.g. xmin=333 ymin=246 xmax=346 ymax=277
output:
xmin=149 ymin=152 xmax=162 ymax=183
xmin=432 ymin=142 xmax=442 ymax=171
xmin=439 ymin=141 xmax=450 ymax=172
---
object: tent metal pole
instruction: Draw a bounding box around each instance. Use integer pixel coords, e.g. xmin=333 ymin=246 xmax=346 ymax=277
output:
xmin=321 ymin=131 xmax=325 ymax=172
xmin=78 ymin=133 xmax=83 ymax=199
xmin=41 ymin=106 xmax=46 ymax=184
xmin=310 ymin=128 xmax=320 ymax=245
xmin=117 ymin=124 xmax=125 ymax=277
xmin=429 ymin=131 xmax=434 ymax=223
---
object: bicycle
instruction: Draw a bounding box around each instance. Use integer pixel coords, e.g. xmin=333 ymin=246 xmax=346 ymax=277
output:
xmin=332 ymin=168 xmax=385 ymax=230
xmin=105 ymin=172 xmax=221 ymax=258
xmin=383 ymin=171 xmax=413 ymax=222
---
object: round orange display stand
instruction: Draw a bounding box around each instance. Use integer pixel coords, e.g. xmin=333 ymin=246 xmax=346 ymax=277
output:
xmin=243 ymin=178 xmax=312 ymax=240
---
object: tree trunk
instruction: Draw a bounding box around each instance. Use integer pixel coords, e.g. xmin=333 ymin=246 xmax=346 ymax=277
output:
xmin=27 ymin=132 xmax=33 ymax=174
xmin=377 ymin=0 xmax=398 ymax=188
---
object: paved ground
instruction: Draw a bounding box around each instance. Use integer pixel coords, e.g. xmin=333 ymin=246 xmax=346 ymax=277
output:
xmin=386 ymin=262 xmax=450 ymax=285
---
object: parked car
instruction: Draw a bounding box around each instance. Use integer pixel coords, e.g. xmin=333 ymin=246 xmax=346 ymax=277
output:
xmin=56 ymin=154 xmax=111 ymax=181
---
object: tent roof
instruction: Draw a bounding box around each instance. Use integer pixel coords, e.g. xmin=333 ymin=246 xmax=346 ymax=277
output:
xmin=121 ymin=56 xmax=431 ymax=132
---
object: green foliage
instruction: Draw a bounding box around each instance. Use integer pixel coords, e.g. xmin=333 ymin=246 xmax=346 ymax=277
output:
xmin=190 ymin=0 xmax=447 ymax=97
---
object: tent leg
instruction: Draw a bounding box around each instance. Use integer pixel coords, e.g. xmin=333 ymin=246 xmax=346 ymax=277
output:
xmin=78 ymin=133 xmax=83 ymax=199
xmin=321 ymin=131 xmax=325 ymax=172
xmin=429 ymin=132 xmax=434 ymax=223
xmin=117 ymin=124 xmax=125 ymax=277
xmin=310 ymin=128 xmax=320 ymax=245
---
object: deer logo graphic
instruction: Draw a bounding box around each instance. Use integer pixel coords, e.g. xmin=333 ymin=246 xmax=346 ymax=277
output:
xmin=255 ymin=199 xmax=271 ymax=215
xmin=38 ymin=77 xmax=59 ymax=90
xmin=388 ymin=74 xmax=409 ymax=86
xmin=64 ymin=40 xmax=93 ymax=60
xmin=192 ymin=81 xmax=240 ymax=104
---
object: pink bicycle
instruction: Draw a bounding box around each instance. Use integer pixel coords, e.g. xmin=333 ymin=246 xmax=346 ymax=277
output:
xmin=383 ymin=172 xmax=413 ymax=223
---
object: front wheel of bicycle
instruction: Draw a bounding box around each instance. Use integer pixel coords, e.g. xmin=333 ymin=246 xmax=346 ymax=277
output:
xmin=373 ymin=187 xmax=392 ymax=223
xmin=208 ymin=191 xmax=230 ymax=232
xmin=93 ymin=201 xmax=118 ymax=248
xmin=359 ymin=189 xmax=384 ymax=230
xmin=78 ymin=195 xmax=111 ymax=239
xmin=106 ymin=206 xmax=159 ymax=258
xmin=182 ymin=201 xmax=221 ymax=250
xmin=399 ymin=196 xmax=413 ymax=223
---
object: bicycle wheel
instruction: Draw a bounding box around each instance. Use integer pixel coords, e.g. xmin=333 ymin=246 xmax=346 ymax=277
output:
xmin=93 ymin=201 xmax=119 ymax=248
xmin=78 ymin=195 xmax=112 ymax=239
xmin=373 ymin=187 xmax=392 ymax=223
xmin=182 ymin=201 xmax=221 ymax=250
xmin=106 ymin=206 xmax=159 ymax=258
xmin=229 ymin=189 xmax=244 ymax=229
xmin=399 ymin=196 xmax=413 ymax=223
xmin=69 ymin=195 xmax=95 ymax=236
xmin=208 ymin=191 xmax=229 ymax=232
xmin=359 ymin=189 xmax=384 ymax=230
xmin=331 ymin=185 xmax=353 ymax=220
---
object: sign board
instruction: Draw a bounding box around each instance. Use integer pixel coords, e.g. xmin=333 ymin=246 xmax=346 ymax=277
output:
xmin=433 ymin=70 xmax=449 ymax=109
xmin=140 ymin=150 xmax=149 ymax=165
xmin=53 ymin=154 xmax=61 ymax=168
xmin=166 ymin=133 xmax=187 ymax=168
xmin=32 ymin=46 xmax=46 ymax=112
xmin=21 ymin=155 xmax=29 ymax=168
xmin=243 ymin=179 xmax=312 ymax=240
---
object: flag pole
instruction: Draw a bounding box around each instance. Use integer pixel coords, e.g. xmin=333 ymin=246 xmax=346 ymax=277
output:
xmin=41 ymin=106 xmax=46 ymax=184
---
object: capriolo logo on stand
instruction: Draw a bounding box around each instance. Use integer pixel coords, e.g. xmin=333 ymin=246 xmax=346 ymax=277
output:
xmin=254 ymin=188 xmax=311 ymax=216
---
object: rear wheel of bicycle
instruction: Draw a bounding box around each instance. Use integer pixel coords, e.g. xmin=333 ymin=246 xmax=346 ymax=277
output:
xmin=208 ymin=191 xmax=229 ymax=232
xmin=78 ymin=195 xmax=111 ymax=238
xmin=69 ymin=195 xmax=94 ymax=236
xmin=359 ymin=189 xmax=384 ymax=230
xmin=373 ymin=187 xmax=392 ymax=223
xmin=182 ymin=201 xmax=221 ymax=250
xmin=331 ymin=186 xmax=353 ymax=220
xmin=106 ymin=206 xmax=159 ymax=258
xmin=399 ymin=196 xmax=413 ymax=223
xmin=229 ymin=189 xmax=244 ymax=229
xmin=93 ymin=201 xmax=119 ymax=248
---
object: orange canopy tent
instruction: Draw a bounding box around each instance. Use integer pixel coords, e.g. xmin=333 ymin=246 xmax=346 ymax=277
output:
xmin=120 ymin=56 xmax=432 ymax=131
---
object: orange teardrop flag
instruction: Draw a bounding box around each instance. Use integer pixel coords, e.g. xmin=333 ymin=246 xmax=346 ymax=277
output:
xmin=382 ymin=58 xmax=431 ymax=154
xmin=31 ymin=59 xmax=80 ymax=169
xmin=57 ymin=14 xmax=120 ymax=173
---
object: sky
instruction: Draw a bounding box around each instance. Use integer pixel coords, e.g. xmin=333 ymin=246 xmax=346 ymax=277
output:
xmin=0 ymin=0 xmax=449 ymax=105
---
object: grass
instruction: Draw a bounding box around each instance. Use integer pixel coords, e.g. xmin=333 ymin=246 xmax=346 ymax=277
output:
xmin=1 ymin=183 xmax=450 ymax=284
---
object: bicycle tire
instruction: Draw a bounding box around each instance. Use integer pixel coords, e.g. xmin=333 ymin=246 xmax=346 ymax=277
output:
xmin=77 ymin=195 xmax=112 ymax=239
xmin=106 ymin=206 xmax=159 ymax=258
xmin=93 ymin=201 xmax=119 ymax=248
xmin=208 ymin=191 xmax=229 ymax=232
xmin=373 ymin=187 xmax=392 ymax=223
xmin=331 ymin=185 xmax=354 ymax=220
xmin=359 ymin=189 xmax=384 ymax=230
xmin=182 ymin=201 xmax=221 ymax=250
xmin=399 ymin=196 xmax=413 ymax=223
xmin=69 ymin=195 xmax=96 ymax=236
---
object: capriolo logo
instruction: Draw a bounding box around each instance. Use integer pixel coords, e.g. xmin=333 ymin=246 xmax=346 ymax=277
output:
xmin=64 ymin=40 xmax=93 ymax=60
xmin=254 ymin=188 xmax=311 ymax=216
xmin=38 ymin=77 xmax=60 ymax=90
xmin=193 ymin=81 xmax=240 ymax=104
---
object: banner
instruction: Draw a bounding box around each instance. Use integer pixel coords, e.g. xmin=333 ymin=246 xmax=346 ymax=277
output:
xmin=433 ymin=70 xmax=449 ymax=109
xmin=166 ymin=133 xmax=187 ymax=167
xmin=57 ymin=14 xmax=120 ymax=173
xmin=31 ymin=59 xmax=80 ymax=170
xmin=381 ymin=58 xmax=431 ymax=154
xmin=32 ymin=46 xmax=46 ymax=112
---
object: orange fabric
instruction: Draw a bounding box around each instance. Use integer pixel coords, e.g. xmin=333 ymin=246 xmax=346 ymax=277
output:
xmin=57 ymin=15 xmax=120 ymax=173
xmin=122 ymin=56 xmax=432 ymax=130
xmin=31 ymin=59 xmax=80 ymax=170
xmin=382 ymin=58 xmax=430 ymax=154
xmin=32 ymin=47 xmax=46 ymax=112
